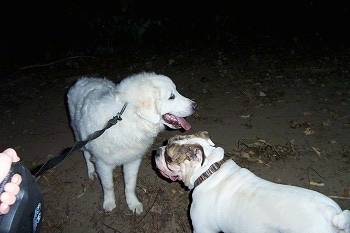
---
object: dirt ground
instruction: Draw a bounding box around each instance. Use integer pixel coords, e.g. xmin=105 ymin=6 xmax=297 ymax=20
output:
xmin=0 ymin=46 xmax=349 ymax=233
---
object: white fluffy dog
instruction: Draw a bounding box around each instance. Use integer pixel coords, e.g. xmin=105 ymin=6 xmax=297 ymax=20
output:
xmin=67 ymin=72 xmax=196 ymax=213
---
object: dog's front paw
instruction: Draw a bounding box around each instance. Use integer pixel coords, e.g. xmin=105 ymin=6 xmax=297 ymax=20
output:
xmin=103 ymin=200 xmax=116 ymax=212
xmin=88 ymin=172 xmax=97 ymax=181
xmin=128 ymin=201 xmax=143 ymax=214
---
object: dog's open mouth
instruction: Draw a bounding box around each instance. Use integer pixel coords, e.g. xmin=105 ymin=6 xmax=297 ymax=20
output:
xmin=159 ymin=170 xmax=178 ymax=181
xmin=162 ymin=114 xmax=191 ymax=131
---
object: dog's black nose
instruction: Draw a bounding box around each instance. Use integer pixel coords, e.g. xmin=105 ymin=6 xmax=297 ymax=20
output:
xmin=192 ymin=101 xmax=197 ymax=110
xmin=155 ymin=148 xmax=162 ymax=157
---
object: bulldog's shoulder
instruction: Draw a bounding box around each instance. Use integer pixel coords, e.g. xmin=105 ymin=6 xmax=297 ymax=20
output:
xmin=221 ymin=159 xmax=241 ymax=171
xmin=219 ymin=160 xmax=258 ymax=184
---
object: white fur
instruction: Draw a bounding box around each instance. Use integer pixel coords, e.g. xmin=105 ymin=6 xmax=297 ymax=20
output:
xmin=67 ymin=72 xmax=196 ymax=213
xmin=156 ymin=132 xmax=350 ymax=233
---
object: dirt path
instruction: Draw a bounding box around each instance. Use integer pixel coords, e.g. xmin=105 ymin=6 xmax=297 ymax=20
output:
xmin=0 ymin=49 xmax=349 ymax=232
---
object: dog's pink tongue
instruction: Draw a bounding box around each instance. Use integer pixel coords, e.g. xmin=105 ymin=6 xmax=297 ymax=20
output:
xmin=169 ymin=176 xmax=178 ymax=181
xmin=163 ymin=114 xmax=192 ymax=131
xmin=160 ymin=170 xmax=178 ymax=181
xmin=177 ymin=116 xmax=191 ymax=131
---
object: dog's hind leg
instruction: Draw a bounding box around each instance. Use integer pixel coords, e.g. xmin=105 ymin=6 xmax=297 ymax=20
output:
xmin=123 ymin=158 xmax=143 ymax=214
xmin=83 ymin=150 xmax=96 ymax=180
xmin=95 ymin=161 xmax=116 ymax=211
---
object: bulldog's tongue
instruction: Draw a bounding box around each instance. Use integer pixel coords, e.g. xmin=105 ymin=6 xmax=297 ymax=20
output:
xmin=163 ymin=114 xmax=192 ymax=131
xmin=160 ymin=170 xmax=178 ymax=181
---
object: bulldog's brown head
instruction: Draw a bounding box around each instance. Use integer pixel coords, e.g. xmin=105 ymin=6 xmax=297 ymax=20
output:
xmin=155 ymin=131 xmax=224 ymax=189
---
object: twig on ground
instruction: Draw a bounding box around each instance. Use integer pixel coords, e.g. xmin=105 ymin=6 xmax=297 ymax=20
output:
xmin=136 ymin=188 xmax=161 ymax=227
xmin=5 ymin=56 xmax=99 ymax=85
xmin=308 ymin=167 xmax=326 ymax=180
xmin=103 ymin=223 xmax=122 ymax=233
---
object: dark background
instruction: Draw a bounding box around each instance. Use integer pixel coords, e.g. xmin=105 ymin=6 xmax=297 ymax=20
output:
xmin=1 ymin=1 xmax=349 ymax=76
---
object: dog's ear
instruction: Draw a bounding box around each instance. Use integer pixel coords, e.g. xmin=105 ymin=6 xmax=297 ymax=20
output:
xmin=194 ymin=131 xmax=215 ymax=146
xmin=168 ymin=134 xmax=189 ymax=144
xmin=136 ymin=88 xmax=161 ymax=124
xmin=188 ymin=145 xmax=205 ymax=166
xmin=194 ymin=131 xmax=209 ymax=139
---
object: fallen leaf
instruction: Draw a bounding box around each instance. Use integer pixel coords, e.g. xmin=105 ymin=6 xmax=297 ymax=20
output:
xmin=241 ymin=114 xmax=251 ymax=119
xmin=248 ymin=150 xmax=255 ymax=155
xmin=312 ymin=147 xmax=321 ymax=156
xmin=77 ymin=186 xmax=87 ymax=198
xmin=309 ymin=181 xmax=325 ymax=187
xmin=259 ymin=91 xmax=266 ymax=97
xmin=241 ymin=151 xmax=251 ymax=159
xmin=304 ymin=127 xmax=315 ymax=135
xmin=322 ymin=119 xmax=332 ymax=126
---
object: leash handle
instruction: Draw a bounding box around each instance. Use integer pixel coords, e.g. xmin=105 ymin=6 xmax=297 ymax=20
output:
xmin=0 ymin=162 xmax=43 ymax=233
xmin=0 ymin=163 xmax=17 ymax=194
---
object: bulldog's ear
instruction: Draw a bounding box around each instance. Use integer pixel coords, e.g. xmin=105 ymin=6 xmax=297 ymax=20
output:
xmin=194 ymin=131 xmax=210 ymax=139
xmin=194 ymin=131 xmax=215 ymax=146
xmin=136 ymin=88 xmax=161 ymax=123
xmin=189 ymin=145 xmax=205 ymax=166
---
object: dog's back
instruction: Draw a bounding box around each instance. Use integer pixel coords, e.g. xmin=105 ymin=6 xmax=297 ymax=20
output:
xmin=67 ymin=77 xmax=117 ymax=139
xmin=192 ymin=160 xmax=350 ymax=233
xmin=67 ymin=77 xmax=116 ymax=119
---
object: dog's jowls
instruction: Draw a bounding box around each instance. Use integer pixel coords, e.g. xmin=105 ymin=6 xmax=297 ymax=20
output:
xmin=155 ymin=131 xmax=350 ymax=233
xmin=67 ymin=72 xmax=196 ymax=214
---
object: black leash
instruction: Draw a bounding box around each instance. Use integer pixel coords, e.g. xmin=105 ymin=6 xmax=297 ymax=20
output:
xmin=33 ymin=103 xmax=127 ymax=177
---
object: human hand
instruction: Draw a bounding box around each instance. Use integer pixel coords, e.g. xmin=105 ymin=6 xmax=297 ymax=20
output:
xmin=0 ymin=148 xmax=22 ymax=215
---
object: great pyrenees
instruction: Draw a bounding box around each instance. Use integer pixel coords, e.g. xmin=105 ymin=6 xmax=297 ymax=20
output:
xmin=67 ymin=72 xmax=196 ymax=214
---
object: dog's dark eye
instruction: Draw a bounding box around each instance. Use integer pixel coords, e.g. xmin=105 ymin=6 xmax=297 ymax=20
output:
xmin=165 ymin=153 xmax=172 ymax=163
xmin=168 ymin=93 xmax=175 ymax=100
xmin=164 ymin=149 xmax=173 ymax=163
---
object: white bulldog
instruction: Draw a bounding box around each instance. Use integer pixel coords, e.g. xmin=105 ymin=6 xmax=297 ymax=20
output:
xmin=155 ymin=131 xmax=350 ymax=233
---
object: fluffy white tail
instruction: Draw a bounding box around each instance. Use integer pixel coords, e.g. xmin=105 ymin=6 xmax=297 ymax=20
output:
xmin=332 ymin=210 xmax=350 ymax=233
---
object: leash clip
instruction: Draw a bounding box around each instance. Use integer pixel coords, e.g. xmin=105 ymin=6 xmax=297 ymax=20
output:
xmin=108 ymin=103 xmax=127 ymax=125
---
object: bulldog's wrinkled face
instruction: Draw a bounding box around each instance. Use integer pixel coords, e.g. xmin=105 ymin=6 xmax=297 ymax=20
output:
xmin=155 ymin=131 xmax=215 ymax=186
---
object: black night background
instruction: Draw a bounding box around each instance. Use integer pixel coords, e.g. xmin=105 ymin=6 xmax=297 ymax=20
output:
xmin=1 ymin=1 xmax=349 ymax=72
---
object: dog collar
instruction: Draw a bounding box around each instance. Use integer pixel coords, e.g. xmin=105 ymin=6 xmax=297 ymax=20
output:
xmin=194 ymin=160 xmax=225 ymax=187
